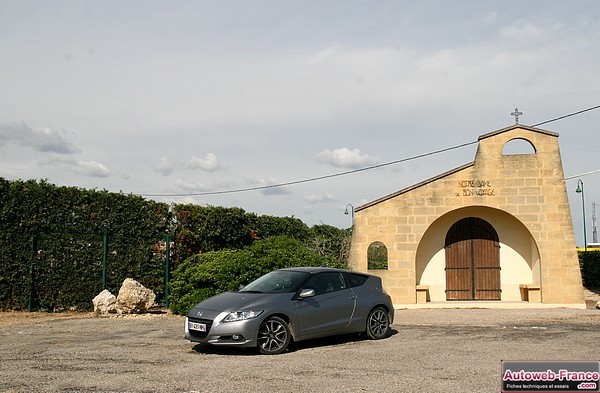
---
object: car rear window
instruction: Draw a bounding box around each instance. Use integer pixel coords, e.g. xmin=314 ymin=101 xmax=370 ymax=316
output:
xmin=346 ymin=273 xmax=368 ymax=287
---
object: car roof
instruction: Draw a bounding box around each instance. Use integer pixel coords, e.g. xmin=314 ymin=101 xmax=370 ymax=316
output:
xmin=278 ymin=266 xmax=367 ymax=275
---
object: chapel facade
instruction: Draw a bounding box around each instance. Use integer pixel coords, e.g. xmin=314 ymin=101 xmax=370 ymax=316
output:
xmin=347 ymin=124 xmax=585 ymax=306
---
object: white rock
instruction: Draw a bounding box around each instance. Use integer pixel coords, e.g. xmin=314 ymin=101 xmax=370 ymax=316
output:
xmin=116 ymin=278 xmax=156 ymax=314
xmin=92 ymin=289 xmax=117 ymax=314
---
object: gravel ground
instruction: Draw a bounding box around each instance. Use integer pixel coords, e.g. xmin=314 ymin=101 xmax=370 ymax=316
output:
xmin=0 ymin=308 xmax=598 ymax=392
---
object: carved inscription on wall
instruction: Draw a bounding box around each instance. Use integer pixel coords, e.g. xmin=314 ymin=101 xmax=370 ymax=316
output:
xmin=456 ymin=180 xmax=495 ymax=197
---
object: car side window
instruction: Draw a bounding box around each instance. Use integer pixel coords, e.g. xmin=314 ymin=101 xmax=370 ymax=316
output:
xmin=302 ymin=272 xmax=347 ymax=296
xmin=347 ymin=273 xmax=368 ymax=288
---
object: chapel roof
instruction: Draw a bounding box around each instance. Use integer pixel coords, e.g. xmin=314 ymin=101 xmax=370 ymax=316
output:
xmin=355 ymin=162 xmax=474 ymax=212
xmin=355 ymin=124 xmax=555 ymax=212
xmin=478 ymin=124 xmax=558 ymax=140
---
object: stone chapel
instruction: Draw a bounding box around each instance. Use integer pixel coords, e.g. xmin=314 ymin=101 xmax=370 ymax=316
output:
xmin=347 ymin=124 xmax=585 ymax=307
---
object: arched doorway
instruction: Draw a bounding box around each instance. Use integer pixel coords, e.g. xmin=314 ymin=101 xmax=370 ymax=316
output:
xmin=445 ymin=217 xmax=501 ymax=300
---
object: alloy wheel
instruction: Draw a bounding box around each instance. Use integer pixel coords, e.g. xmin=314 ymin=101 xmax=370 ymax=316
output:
xmin=257 ymin=316 xmax=290 ymax=355
xmin=367 ymin=307 xmax=389 ymax=339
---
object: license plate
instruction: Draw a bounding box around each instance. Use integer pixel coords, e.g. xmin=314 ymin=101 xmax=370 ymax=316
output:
xmin=188 ymin=321 xmax=207 ymax=332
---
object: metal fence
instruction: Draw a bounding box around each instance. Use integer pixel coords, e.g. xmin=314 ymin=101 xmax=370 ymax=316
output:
xmin=12 ymin=231 xmax=172 ymax=312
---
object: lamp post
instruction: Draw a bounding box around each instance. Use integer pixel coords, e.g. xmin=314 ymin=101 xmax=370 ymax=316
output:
xmin=344 ymin=204 xmax=354 ymax=227
xmin=575 ymin=179 xmax=587 ymax=251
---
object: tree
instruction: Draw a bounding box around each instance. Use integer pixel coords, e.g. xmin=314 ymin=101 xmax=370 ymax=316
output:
xmin=306 ymin=224 xmax=352 ymax=263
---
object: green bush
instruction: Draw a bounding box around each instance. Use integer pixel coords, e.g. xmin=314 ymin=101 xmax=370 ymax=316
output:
xmin=580 ymin=251 xmax=600 ymax=289
xmin=169 ymin=236 xmax=345 ymax=315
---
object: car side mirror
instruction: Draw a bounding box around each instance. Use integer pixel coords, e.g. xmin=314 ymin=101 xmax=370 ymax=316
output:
xmin=298 ymin=288 xmax=315 ymax=299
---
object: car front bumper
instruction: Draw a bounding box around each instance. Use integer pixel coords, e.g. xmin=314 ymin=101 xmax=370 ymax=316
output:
xmin=185 ymin=315 xmax=261 ymax=348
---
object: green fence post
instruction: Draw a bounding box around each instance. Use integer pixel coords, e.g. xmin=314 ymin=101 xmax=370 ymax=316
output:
xmin=28 ymin=233 xmax=37 ymax=312
xmin=102 ymin=231 xmax=108 ymax=290
xmin=165 ymin=233 xmax=170 ymax=309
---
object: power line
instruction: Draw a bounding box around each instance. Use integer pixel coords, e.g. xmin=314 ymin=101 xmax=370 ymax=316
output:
xmin=140 ymin=105 xmax=600 ymax=198
xmin=565 ymin=169 xmax=600 ymax=180
xmin=141 ymin=140 xmax=479 ymax=197
xmin=531 ymin=104 xmax=600 ymax=127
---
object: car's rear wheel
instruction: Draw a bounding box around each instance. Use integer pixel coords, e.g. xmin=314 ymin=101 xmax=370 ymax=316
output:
xmin=257 ymin=316 xmax=291 ymax=355
xmin=366 ymin=306 xmax=389 ymax=340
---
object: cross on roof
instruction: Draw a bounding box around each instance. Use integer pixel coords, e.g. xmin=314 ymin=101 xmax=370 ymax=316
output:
xmin=511 ymin=108 xmax=523 ymax=124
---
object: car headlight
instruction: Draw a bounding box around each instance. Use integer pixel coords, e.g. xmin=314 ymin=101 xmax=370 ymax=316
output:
xmin=222 ymin=310 xmax=264 ymax=323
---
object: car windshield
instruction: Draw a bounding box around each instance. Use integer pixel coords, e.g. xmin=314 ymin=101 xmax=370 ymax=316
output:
xmin=239 ymin=270 xmax=309 ymax=294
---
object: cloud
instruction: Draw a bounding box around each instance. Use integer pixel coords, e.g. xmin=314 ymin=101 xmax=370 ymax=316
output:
xmin=77 ymin=160 xmax=111 ymax=177
xmin=185 ymin=153 xmax=221 ymax=171
xmin=0 ymin=122 xmax=110 ymax=178
xmin=499 ymin=21 xmax=545 ymax=42
xmin=174 ymin=179 xmax=209 ymax=192
xmin=315 ymin=147 xmax=379 ymax=169
xmin=155 ymin=154 xmax=222 ymax=177
xmin=0 ymin=122 xmax=79 ymax=154
xmin=304 ymin=192 xmax=337 ymax=204
xmin=39 ymin=156 xmax=110 ymax=177
xmin=246 ymin=177 xmax=291 ymax=195
xmin=155 ymin=156 xmax=174 ymax=176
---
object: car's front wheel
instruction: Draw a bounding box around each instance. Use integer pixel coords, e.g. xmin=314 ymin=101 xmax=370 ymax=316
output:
xmin=257 ymin=316 xmax=291 ymax=355
xmin=366 ymin=306 xmax=390 ymax=340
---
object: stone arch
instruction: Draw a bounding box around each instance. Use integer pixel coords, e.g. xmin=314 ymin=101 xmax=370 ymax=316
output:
xmin=415 ymin=206 xmax=540 ymax=302
xmin=502 ymin=137 xmax=537 ymax=155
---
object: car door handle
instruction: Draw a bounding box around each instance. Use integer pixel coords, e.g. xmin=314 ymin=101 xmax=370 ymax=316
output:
xmin=349 ymin=295 xmax=357 ymax=300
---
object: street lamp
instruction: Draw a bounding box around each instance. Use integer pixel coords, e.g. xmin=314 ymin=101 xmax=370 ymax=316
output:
xmin=575 ymin=179 xmax=587 ymax=251
xmin=344 ymin=204 xmax=354 ymax=227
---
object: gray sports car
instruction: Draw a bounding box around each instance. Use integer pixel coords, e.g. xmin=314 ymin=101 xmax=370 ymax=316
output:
xmin=185 ymin=267 xmax=394 ymax=354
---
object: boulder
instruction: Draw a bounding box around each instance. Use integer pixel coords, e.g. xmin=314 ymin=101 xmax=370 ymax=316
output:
xmin=92 ymin=289 xmax=118 ymax=315
xmin=116 ymin=278 xmax=156 ymax=314
xmin=596 ymin=300 xmax=600 ymax=310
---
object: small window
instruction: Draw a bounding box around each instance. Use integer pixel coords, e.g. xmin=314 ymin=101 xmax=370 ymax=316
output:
xmin=502 ymin=138 xmax=536 ymax=155
xmin=368 ymin=241 xmax=388 ymax=270
xmin=346 ymin=273 xmax=368 ymax=287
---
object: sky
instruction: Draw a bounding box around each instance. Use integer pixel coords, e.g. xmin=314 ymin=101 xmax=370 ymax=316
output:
xmin=1 ymin=0 xmax=599 ymax=246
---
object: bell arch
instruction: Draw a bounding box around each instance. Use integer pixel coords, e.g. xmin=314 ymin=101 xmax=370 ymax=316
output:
xmin=502 ymin=137 xmax=537 ymax=155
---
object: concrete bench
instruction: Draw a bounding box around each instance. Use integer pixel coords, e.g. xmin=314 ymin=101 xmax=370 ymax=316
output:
xmin=416 ymin=285 xmax=430 ymax=304
xmin=519 ymin=284 xmax=541 ymax=302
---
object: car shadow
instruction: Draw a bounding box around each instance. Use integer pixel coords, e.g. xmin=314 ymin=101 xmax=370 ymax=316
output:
xmin=191 ymin=343 xmax=259 ymax=356
xmin=289 ymin=327 xmax=399 ymax=353
xmin=190 ymin=328 xmax=399 ymax=356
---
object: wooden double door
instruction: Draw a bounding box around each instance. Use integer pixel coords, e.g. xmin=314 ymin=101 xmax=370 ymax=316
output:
xmin=445 ymin=217 xmax=501 ymax=301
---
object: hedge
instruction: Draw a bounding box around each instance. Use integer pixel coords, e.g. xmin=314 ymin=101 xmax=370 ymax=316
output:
xmin=580 ymin=251 xmax=600 ymax=289
xmin=0 ymin=178 xmax=351 ymax=312
xmin=0 ymin=178 xmax=169 ymax=311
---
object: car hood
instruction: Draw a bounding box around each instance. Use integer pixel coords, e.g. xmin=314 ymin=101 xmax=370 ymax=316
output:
xmin=188 ymin=291 xmax=292 ymax=316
